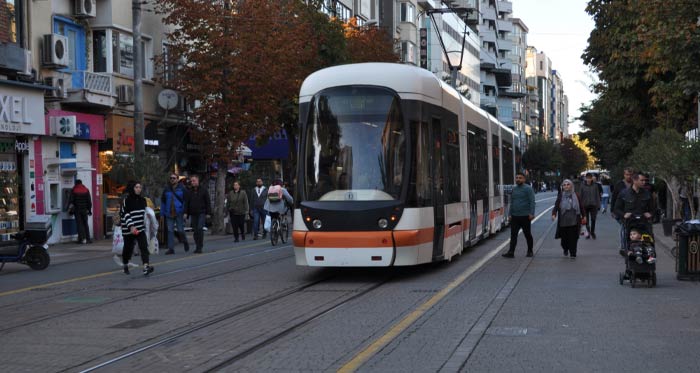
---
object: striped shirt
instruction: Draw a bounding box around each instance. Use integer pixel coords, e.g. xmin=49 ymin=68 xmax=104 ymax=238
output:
xmin=120 ymin=195 xmax=147 ymax=236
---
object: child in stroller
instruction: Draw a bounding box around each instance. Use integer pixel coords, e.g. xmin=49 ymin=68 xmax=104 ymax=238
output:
xmin=619 ymin=217 xmax=657 ymax=288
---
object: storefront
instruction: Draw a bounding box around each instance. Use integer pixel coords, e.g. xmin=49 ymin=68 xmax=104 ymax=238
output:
xmin=41 ymin=109 xmax=105 ymax=243
xmin=0 ymin=82 xmax=49 ymax=242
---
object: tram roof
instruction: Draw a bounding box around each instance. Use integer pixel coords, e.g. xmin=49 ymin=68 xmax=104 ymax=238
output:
xmin=299 ymin=63 xmax=443 ymax=103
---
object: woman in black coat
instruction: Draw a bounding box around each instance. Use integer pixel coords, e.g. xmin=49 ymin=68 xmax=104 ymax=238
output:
xmin=119 ymin=180 xmax=154 ymax=275
xmin=552 ymin=179 xmax=586 ymax=259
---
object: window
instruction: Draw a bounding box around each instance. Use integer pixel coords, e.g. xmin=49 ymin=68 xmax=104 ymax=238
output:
xmin=162 ymin=43 xmax=179 ymax=85
xmin=401 ymin=41 xmax=415 ymax=64
xmin=0 ymin=0 xmax=21 ymax=44
xmin=445 ymin=120 xmax=461 ymax=203
xmin=93 ymin=29 xmax=153 ymax=79
xmin=400 ymin=2 xmax=415 ymax=23
xmin=492 ymin=134 xmax=500 ymax=196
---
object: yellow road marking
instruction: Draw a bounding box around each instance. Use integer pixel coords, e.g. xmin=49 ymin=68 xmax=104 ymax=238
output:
xmin=338 ymin=207 xmax=553 ymax=372
xmin=0 ymin=240 xmax=268 ymax=298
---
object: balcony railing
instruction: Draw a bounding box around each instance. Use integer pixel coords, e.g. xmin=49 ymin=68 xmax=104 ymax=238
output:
xmin=83 ymin=72 xmax=112 ymax=95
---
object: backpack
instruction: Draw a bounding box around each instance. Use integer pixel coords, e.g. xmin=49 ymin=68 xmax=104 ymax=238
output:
xmin=268 ymin=185 xmax=283 ymax=202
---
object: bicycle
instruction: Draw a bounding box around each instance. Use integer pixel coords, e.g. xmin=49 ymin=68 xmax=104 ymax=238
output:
xmin=270 ymin=210 xmax=289 ymax=246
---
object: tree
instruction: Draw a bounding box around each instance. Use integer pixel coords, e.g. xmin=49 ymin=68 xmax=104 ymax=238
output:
xmin=522 ymin=138 xmax=562 ymax=181
xmin=559 ymin=138 xmax=588 ymax=179
xmin=343 ymin=17 xmax=399 ymax=64
xmin=630 ymin=127 xmax=700 ymax=220
xmin=580 ymin=0 xmax=700 ymax=167
xmin=156 ymin=0 xmax=319 ymax=234
xmin=571 ymin=134 xmax=597 ymax=170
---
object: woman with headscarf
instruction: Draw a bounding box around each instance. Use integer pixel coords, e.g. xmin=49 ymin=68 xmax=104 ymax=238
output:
xmin=119 ymin=180 xmax=154 ymax=275
xmin=552 ymin=179 xmax=586 ymax=258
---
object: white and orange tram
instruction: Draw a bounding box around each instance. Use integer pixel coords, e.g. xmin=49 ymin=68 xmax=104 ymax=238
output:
xmin=292 ymin=63 xmax=520 ymax=267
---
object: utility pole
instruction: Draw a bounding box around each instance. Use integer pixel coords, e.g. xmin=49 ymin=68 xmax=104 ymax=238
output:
xmin=133 ymin=0 xmax=145 ymax=160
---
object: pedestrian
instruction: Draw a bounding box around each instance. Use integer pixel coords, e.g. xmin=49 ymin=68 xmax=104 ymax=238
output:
xmin=226 ymin=181 xmax=249 ymax=242
xmin=611 ymin=167 xmax=634 ymax=249
xmin=161 ymin=173 xmax=190 ymax=255
xmin=580 ymin=172 xmax=601 ymax=239
xmin=552 ymin=179 xmax=586 ymax=258
xmin=119 ymin=180 xmax=154 ymax=276
xmin=250 ymin=177 xmax=268 ymax=240
xmin=613 ymin=173 xmax=653 ymax=249
xmin=600 ymin=179 xmax=611 ymax=213
xmin=502 ymin=172 xmax=535 ymax=258
xmin=263 ymin=178 xmax=294 ymax=230
xmin=68 ymin=179 xmax=92 ymax=244
xmin=184 ymin=175 xmax=211 ymax=254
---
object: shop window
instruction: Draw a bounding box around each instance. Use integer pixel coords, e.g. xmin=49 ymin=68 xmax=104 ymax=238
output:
xmin=0 ymin=141 xmax=20 ymax=239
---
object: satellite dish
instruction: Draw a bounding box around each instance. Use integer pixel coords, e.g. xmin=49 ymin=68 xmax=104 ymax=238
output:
xmin=157 ymin=89 xmax=178 ymax=110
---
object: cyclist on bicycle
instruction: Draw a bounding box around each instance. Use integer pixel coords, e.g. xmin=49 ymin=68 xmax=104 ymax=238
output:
xmin=263 ymin=178 xmax=294 ymax=225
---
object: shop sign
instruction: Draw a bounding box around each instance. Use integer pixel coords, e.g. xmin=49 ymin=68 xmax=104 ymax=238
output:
xmin=15 ymin=140 xmax=29 ymax=153
xmin=75 ymin=123 xmax=91 ymax=139
xmin=0 ymin=88 xmax=45 ymax=135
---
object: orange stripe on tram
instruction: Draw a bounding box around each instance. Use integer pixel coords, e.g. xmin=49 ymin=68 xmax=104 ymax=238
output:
xmin=301 ymin=231 xmax=394 ymax=248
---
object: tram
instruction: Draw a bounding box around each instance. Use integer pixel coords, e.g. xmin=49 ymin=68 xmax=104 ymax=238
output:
xmin=292 ymin=63 xmax=518 ymax=267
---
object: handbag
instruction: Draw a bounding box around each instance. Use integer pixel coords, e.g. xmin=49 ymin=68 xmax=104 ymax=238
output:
xmin=581 ymin=216 xmax=587 ymax=225
xmin=148 ymin=237 xmax=159 ymax=255
xmin=112 ymin=228 xmax=124 ymax=255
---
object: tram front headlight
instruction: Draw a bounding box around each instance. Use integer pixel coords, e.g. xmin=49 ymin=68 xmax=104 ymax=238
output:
xmin=378 ymin=218 xmax=389 ymax=229
xmin=312 ymin=219 xmax=322 ymax=229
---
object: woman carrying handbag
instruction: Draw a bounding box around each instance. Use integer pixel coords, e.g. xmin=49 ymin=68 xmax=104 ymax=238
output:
xmin=552 ymin=179 xmax=587 ymax=259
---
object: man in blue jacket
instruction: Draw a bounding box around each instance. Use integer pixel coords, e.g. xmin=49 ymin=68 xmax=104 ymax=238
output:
xmin=161 ymin=173 xmax=190 ymax=254
xmin=503 ymin=172 xmax=536 ymax=258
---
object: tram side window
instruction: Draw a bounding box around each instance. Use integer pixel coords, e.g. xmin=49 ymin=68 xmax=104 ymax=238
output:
xmin=492 ymin=134 xmax=500 ymax=197
xmin=408 ymin=120 xmax=432 ymax=207
xmin=445 ymin=123 xmax=461 ymax=203
xmin=467 ymin=123 xmax=488 ymax=202
xmin=502 ymin=142 xmax=514 ymax=185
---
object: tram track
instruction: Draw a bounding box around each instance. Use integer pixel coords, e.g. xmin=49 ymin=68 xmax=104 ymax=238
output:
xmin=0 ymin=245 xmax=295 ymax=333
xmin=68 ymin=273 xmax=394 ymax=373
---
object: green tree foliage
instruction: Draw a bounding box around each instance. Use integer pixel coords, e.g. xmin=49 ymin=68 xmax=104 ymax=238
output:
xmin=559 ymin=138 xmax=589 ymax=179
xmin=580 ymin=0 xmax=700 ymax=168
xmin=631 ymin=127 xmax=700 ymax=219
xmin=522 ymin=138 xmax=562 ymax=180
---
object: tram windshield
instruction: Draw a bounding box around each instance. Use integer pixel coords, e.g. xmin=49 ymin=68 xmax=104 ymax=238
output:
xmin=303 ymin=86 xmax=406 ymax=201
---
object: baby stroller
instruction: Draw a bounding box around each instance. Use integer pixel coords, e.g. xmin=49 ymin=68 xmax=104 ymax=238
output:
xmin=619 ymin=216 xmax=657 ymax=288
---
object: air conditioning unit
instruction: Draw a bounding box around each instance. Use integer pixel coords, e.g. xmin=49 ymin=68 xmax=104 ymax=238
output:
xmin=74 ymin=0 xmax=96 ymax=18
xmin=117 ymin=85 xmax=134 ymax=104
xmin=19 ymin=50 xmax=32 ymax=77
xmin=50 ymin=116 xmax=78 ymax=137
xmin=44 ymin=77 xmax=67 ymax=99
xmin=42 ymin=34 xmax=68 ymax=68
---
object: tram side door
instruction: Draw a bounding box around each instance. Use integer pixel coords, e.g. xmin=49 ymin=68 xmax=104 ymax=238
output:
xmin=431 ymin=118 xmax=445 ymax=259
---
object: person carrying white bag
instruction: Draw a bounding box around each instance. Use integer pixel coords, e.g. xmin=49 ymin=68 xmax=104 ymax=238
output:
xmin=144 ymin=197 xmax=159 ymax=255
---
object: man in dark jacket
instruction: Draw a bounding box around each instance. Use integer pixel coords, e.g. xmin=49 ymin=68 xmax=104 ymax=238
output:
xmin=185 ymin=175 xmax=211 ymax=253
xmin=249 ymin=177 xmax=268 ymax=240
xmin=161 ymin=173 xmax=189 ymax=254
xmin=69 ymin=180 xmax=92 ymax=244
xmin=614 ymin=173 xmax=653 ymax=249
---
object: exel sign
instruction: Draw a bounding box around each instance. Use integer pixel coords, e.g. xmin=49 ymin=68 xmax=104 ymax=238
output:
xmin=0 ymin=88 xmax=45 ymax=135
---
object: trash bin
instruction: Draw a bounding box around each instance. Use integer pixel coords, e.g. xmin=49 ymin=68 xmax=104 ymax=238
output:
xmin=675 ymin=221 xmax=700 ymax=280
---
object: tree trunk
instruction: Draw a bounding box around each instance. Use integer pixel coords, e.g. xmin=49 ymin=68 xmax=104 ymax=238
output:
xmin=665 ymin=177 xmax=682 ymax=220
xmin=212 ymin=170 xmax=227 ymax=234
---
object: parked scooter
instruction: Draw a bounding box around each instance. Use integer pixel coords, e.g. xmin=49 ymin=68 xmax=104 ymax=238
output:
xmin=0 ymin=216 xmax=52 ymax=271
xmin=0 ymin=231 xmax=50 ymax=271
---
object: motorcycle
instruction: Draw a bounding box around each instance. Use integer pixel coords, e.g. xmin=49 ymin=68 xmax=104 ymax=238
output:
xmin=0 ymin=224 xmax=52 ymax=271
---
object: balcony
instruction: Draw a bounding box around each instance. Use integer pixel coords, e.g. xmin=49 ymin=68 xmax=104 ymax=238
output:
xmin=497 ymin=0 xmax=513 ymax=14
xmin=64 ymin=71 xmax=116 ymax=107
xmin=481 ymin=6 xmax=496 ymax=21
xmin=496 ymin=19 xmax=513 ymax=33
xmin=481 ymin=29 xmax=497 ymax=44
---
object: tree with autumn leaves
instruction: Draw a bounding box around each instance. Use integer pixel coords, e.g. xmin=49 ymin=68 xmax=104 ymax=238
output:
xmin=155 ymin=0 xmax=398 ymax=233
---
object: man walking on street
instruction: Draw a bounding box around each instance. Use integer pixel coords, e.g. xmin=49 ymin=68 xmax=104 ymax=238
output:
xmin=69 ymin=179 xmax=92 ymax=244
xmin=612 ymin=167 xmax=634 ymax=249
xmin=185 ymin=175 xmax=211 ymax=254
xmin=613 ymin=173 xmax=653 ymax=248
xmin=503 ymin=172 xmax=536 ymax=258
xmin=581 ymin=172 xmax=602 ymax=239
xmin=161 ymin=173 xmax=189 ymax=254
xmin=250 ymin=178 xmax=268 ymax=240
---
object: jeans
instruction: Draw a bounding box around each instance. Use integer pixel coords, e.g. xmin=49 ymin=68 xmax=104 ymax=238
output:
xmin=123 ymin=232 xmax=149 ymax=265
xmin=601 ymin=196 xmax=609 ymax=211
xmin=191 ymin=213 xmax=206 ymax=250
xmin=585 ymin=206 xmax=598 ymax=234
xmin=617 ymin=218 xmax=627 ymax=250
xmin=75 ymin=211 xmax=90 ymax=242
xmin=166 ymin=214 xmax=186 ymax=250
xmin=252 ymin=207 xmax=267 ymax=237
xmin=509 ymin=215 xmax=533 ymax=252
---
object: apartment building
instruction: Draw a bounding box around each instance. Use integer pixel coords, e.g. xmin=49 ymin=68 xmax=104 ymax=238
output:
xmin=525 ymin=46 xmax=551 ymax=140
xmin=478 ymin=0 xmax=512 ymax=121
xmin=505 ymin=17 xmax=528 ymax=146
xmin=0 ymin=0 xmax=187 ymax=242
